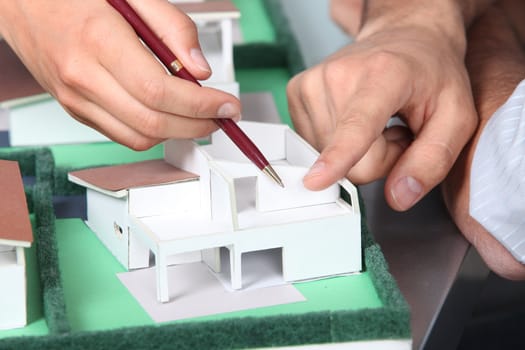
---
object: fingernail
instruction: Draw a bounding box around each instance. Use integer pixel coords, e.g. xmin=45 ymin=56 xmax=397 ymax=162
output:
xmin=217 ymin=102 xmax=240 ymax=118
xmin=391 ymin=176 xmax=423 ymax=210
xmin=305 ymin=161 xmax=326 ymax=179
xmin=190 ymin=48 xmax=211 ymax=73
xmin=232 ymin=113 xmax=242 ymax=122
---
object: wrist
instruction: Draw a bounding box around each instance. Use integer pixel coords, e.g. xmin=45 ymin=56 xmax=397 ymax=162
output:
xmin=357 ymin=0 xmax=468 ymax=56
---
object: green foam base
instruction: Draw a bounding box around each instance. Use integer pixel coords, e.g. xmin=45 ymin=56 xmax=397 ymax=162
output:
xmin=0 ymin=146 xmax=410 ymax=349
xmin=0 ymin=1 xmax=410 ymax=348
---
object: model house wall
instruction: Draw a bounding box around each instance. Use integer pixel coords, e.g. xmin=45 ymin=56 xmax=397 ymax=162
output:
xmin=69 ymin=159 xmax=203 ymax=270
xmin=176 ymin=0 xmax=240 ymax=97
xmin=0 ymin=160 xmax=33 ymax=330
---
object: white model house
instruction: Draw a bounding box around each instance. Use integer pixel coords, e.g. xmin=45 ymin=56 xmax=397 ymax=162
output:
xmin=69 ymin=121 xmax=362 ymax=303
xmin=0 ymin=160 xmax=33 ymax=329
xmin=175 ymin=0 xmax=240 ymax=97
xmin=3 ymin=0 xmax=240 ymax=146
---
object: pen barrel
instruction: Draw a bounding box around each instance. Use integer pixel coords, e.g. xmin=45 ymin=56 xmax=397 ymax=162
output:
xmin=214 ymin=118 xmax=268 ymax=170
xmin=108 ymin=0 xmax=177 ymax=69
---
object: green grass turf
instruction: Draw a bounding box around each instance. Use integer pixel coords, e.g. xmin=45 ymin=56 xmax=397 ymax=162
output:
xmin=232 ymin=0 xmax=276 ymax=43
xmin=49 ymin=143 xmax=164 ymax=169
xmin=56 ymin=219 xmax=152 ymax=332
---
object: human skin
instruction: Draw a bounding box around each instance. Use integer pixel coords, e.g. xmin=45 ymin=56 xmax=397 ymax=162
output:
xmin=443 ymin=1 xmax=525 ymax=279
xmin=287 ymin=0 xmax=492 ymax=211
xmin=330 ymin=0 xmax=364 ymax=37
xmin=0 ymin=0 xmax=241 ymax=151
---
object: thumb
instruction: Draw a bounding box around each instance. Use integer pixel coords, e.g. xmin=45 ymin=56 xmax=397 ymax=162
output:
xmin=385 ymin=94 xmax=477 ymax=211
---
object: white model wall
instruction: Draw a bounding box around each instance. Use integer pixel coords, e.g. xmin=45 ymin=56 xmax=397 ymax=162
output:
xmin=0 ymin=249 xmax=26 ymax=330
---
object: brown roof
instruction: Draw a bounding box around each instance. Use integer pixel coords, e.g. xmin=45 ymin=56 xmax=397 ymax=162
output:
xmin=0 ymin=160 xmax=33 ymax=245
xmin=175 ymin=0 xmax=238 ymax=15
xmin=69 ymin=159 xmax=199 ymax=192
xmin=0 ymin=40 xmax=45 ymax=102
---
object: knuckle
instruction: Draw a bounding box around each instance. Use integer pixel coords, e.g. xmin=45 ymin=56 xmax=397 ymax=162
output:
xmin=141 ymin=79 xmax=167 ymax=108
xmin=175 ymin=16 xmax=198 ymax=36
xmin=299 ymin=71 xmax=321 ymax=102
xmin=192 ymin=121 xmax=217 ymax=138
xmin=420 ymin=141 xmax=456 ymax=178
xmin=322 ymin=60 xmax=349 ymax=86
xmin=57 ymin=57 xmax=85 ymax=89
xmin=57 ymin=17 xmax=108 ymax=90
xmin=365 ymin=50 xmax=407 ymax=77
xmin=286 ymin=75 xmax=299 ymax=98
xmin=286 ymin=74 xmax=305 ymax=109
xmin=188 ymin=95 xmax=207 ymax=118
xmin=339 ymin=117 xmax=376 ymax=141
xmin=136 ymin=112 xmax=166 ymax=138
xmin=53 ymin=88 xmax=78 ymax=112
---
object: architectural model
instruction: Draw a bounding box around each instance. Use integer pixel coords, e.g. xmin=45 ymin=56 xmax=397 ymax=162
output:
xmin=1 ymin=0 xmax=240 ymax=146
xmin=0 ymin=160 xmax=33 ymax=329
xmin=69 ymin=121 xmax=362 ymax=303
xmin=175 ymin=0 xmax=240 ymax=96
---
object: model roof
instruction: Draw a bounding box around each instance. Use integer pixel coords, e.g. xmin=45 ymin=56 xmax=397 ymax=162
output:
xmin=69 ymin=159 xmax=199 ymax=193
xmin=176 ymin=0 xmax=240 ymax=20
xmin=0 ymin=159 xmax=33 ymax=246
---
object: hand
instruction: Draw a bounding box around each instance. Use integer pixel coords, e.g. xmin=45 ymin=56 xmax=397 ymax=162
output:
xmin=0 ymin=0 xmax=241 ymax=150
xmin=287 ymin=2 xmax=478 ymax=211
xmin=443 ymin=2 xmax=525 ymax=279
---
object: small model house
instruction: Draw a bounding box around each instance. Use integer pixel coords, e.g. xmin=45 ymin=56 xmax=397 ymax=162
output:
xmin=69 ymin=121 xmax=362 ymax=303
xmin=0 ymin=160 xmax=33 ymax=329
xmin=175 ymin=0 xmax=240 ymax=97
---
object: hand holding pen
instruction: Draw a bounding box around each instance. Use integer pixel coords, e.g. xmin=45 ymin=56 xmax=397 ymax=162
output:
xmin=108 ymin=0 xmax=283 ymax=186
xmin=0 ymin=0 xmax=241 ymax=149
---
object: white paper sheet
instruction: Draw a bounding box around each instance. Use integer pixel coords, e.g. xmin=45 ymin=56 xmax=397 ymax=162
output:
xmin=117 ymin=249 xmax=305 ymax=323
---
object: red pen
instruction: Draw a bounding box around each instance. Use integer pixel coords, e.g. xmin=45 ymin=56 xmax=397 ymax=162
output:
xmin=107 ymin=0 xmax=284 ymax=188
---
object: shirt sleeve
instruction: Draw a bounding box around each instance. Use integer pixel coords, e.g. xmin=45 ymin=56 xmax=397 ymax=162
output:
xmin=470 ymin=79 xmax=525 ymax=263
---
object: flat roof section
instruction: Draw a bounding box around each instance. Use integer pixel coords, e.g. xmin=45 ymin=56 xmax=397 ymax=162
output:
xmin=0 ymin=159 xmax=33 ymax=246
xmin=69 ymin=159 xmax=199 ymax=192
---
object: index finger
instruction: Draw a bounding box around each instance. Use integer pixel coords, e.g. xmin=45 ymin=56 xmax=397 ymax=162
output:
xmin=303 ymin=55 xmax=412 ymax=190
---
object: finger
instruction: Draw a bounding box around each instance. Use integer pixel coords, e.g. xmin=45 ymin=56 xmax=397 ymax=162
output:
xmin=298 ymin=69 xmax=338 ymax=151
xmin=302 ymin=58 xmax=412 ymax=190
xmin=128 ymin=0 xmax=211 ymax=79
xmin=60 ymin=91 xmax=163 ymax=151
xmin=385 ymin=89 xmax=477 ymax=211
xmin=287 ymin=74 xmax=322 ymax=150
xmin=347 ymin=126 xmax=412 ymax=184
xmin=59 ymin=59 xmax=220 ymax=140
xmin=102 ymin=2 xmax=241 ymax=120
xmin=287 ymin=71 xmax=337 ymax=152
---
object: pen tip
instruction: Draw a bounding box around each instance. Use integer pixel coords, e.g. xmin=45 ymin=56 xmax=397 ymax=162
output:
xmin=263 ymin=165 xmax=285 ymax=188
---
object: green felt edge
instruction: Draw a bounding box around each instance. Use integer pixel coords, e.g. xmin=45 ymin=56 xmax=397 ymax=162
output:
xmin=0 ymin=1 xmax=410 ymax=347
xmin=0 ymin=148 xmax=70 ymax=339
xmin=262 ymin=0 xmax=306 ymax=76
